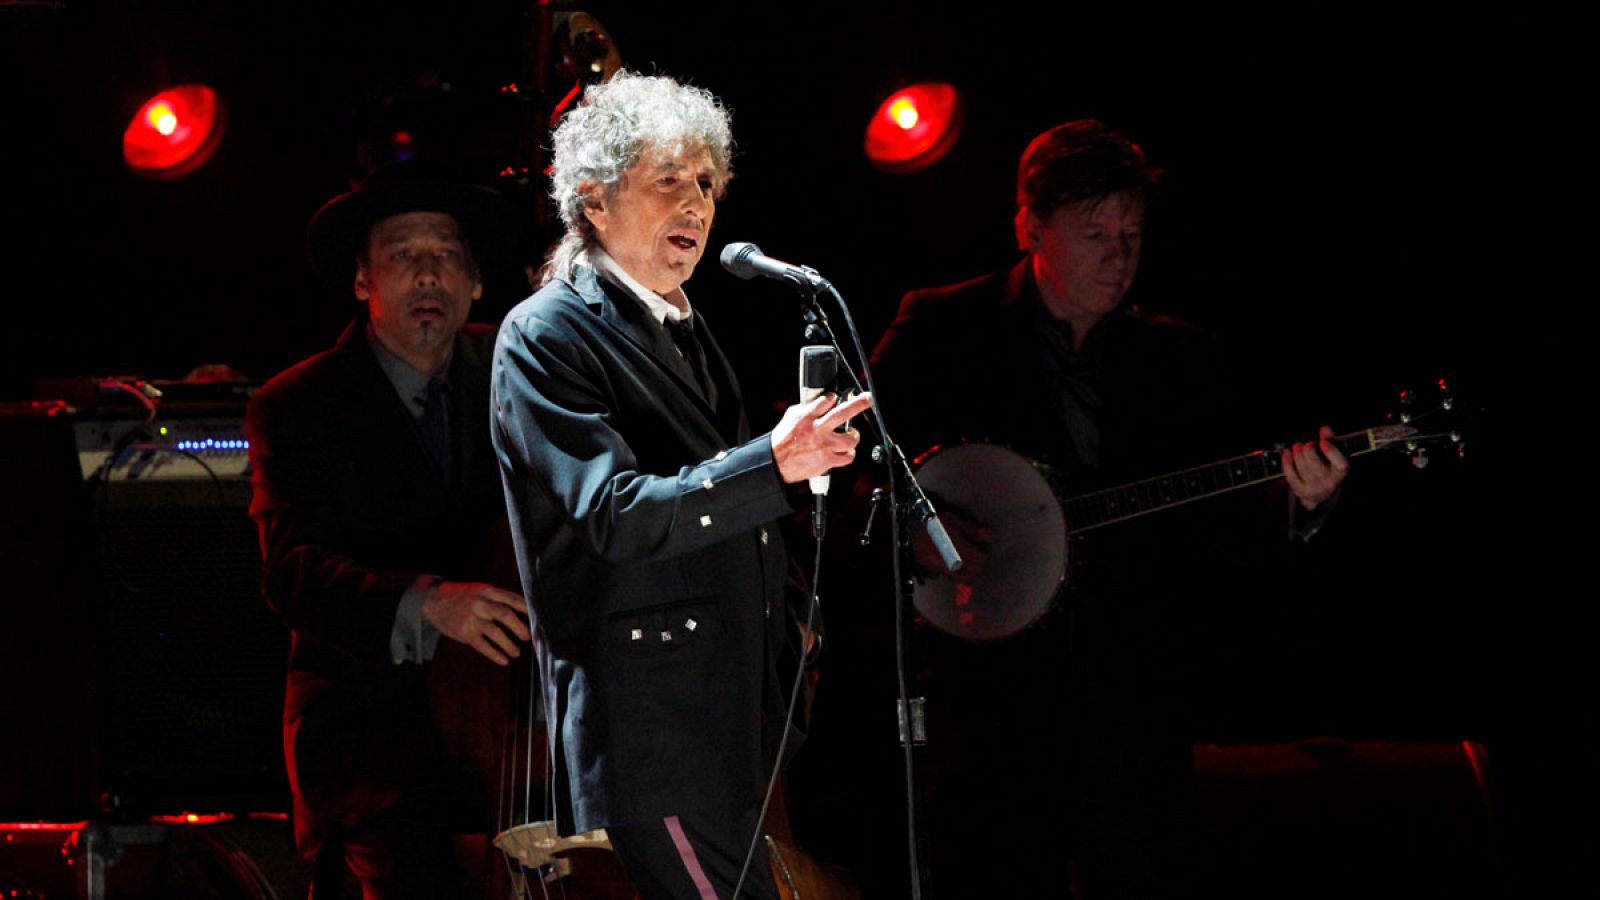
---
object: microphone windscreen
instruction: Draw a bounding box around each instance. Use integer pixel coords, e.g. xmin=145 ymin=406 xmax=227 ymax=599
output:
xmin=719 ymin=242 xmax=760 ymax=279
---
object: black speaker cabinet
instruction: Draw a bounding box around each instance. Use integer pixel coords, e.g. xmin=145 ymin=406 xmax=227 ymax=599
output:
xmin=88 ymin=473 xmax=289 ymax=814
xmin=2 ymin=403 xmax=102 ymax=819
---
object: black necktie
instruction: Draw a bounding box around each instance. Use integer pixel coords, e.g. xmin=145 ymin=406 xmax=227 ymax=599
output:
xmin=418 ymin=375 xmax=454 ymax=482
xmin=665 ymin=317 xmax=715 ymax=405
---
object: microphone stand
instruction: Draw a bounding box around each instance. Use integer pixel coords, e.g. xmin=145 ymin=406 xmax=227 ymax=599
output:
xmin=789 ymin=274 xmax=961 ymax=573
xmin=778 ymin=269 xmax=958 ymax=900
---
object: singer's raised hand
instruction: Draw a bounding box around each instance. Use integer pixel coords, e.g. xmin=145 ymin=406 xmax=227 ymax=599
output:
xmin=771 ymin=391 xmax=874 ymax=484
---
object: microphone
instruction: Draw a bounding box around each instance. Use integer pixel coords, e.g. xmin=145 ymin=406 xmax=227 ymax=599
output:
xmin=720 ymin=242 xmax=830 ymax=291
xmin=798 ymin=345 xmax=839 ymax=496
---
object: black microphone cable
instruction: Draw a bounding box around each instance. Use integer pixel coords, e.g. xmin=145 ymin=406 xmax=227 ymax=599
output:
xmin=730 ymin=512 xmax=827 ymax=900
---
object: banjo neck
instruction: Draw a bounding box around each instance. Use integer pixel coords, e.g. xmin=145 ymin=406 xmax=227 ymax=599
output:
xmin=1063 ymin=428 xmax=1390 ymax=536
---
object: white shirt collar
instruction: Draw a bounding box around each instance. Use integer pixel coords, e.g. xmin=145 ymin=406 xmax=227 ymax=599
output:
xmin=586 ymin=246 xmax=693 ymax=324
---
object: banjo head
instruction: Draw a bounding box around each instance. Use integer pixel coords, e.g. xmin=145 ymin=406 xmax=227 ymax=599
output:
xmin=911 ymin=443 xmax=1068 ymax=641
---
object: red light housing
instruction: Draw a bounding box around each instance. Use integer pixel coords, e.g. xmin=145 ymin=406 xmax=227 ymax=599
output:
xmin=865 ymin=82 xmax=964 ymax=173
xmin=123 ymin=85 xmax=227 ymax=179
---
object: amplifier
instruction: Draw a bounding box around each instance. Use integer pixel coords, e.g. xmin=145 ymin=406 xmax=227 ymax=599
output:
xmin=76 ymin=414 xmax=251 ymax=482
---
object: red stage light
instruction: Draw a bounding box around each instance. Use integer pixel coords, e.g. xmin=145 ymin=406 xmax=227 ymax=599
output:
xmin=865 ymin=82 xmax=964 ymax=173
xmin=123 ymin=85 xmax=226 ymax=179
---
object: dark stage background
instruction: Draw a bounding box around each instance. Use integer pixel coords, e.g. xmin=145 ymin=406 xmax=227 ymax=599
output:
xmin=1 ymin=0 xmax=1580 ymax=891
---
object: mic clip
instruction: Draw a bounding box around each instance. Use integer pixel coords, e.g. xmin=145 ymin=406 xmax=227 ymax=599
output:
xmin=860 ymin=486 xmax=887 ymax=547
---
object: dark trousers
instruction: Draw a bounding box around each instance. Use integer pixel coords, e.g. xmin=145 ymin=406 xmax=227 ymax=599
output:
xmin=608 ymin=811 xmax=781 ymax=900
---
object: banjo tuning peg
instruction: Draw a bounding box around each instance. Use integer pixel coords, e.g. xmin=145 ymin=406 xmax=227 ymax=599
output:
xmin=1397 ymin=387 xmax=1415 ymax=423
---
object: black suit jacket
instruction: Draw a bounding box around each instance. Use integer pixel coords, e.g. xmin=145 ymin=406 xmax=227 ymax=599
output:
xmin=871 ymin=260 xmax=1235 ymax=482
xmin=491 ymin=264 xmax=795 ymax=834
xmin=246 ymin=319 xmax=508 ymax=854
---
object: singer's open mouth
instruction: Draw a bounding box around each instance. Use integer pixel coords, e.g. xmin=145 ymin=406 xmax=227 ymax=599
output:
xmin=667 ymin=233 xmax=698 ymax=251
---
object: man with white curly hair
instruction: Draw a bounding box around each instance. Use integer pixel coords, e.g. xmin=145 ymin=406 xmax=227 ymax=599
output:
xmin=491 ymin=71 xmax=871 ymax=898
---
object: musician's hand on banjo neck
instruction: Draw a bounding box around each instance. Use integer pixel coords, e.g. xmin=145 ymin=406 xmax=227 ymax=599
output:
xmin=912 ymin=509 xmax=991 ymax=584
xmin=1282 ymin=424 xmax=1350 ymax=511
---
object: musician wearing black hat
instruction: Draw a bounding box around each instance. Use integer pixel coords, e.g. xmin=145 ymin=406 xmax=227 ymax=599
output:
xmin=245 ymin=165 xmax=529 ymax=898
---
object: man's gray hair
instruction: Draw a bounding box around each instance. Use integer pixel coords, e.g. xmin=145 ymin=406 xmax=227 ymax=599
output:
xmin=544 ymin=71 xmax=734 ymax=284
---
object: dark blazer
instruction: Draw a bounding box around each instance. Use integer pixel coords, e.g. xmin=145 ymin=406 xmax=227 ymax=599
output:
xmin=246 ymin=319 xmax=509 ymax=855
xmin=491 ymin=264 xmax=795 ymax=835
xmin=871 ymin=259 xmax=1234 ymax=483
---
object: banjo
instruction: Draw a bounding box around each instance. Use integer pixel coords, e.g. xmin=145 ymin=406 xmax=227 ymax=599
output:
xmin=911 ymin=385 xmax=1466 ymax=641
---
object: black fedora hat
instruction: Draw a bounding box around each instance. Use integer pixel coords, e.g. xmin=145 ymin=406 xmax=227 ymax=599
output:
xmin=306 ymin=161 xmax=517 ymax=288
